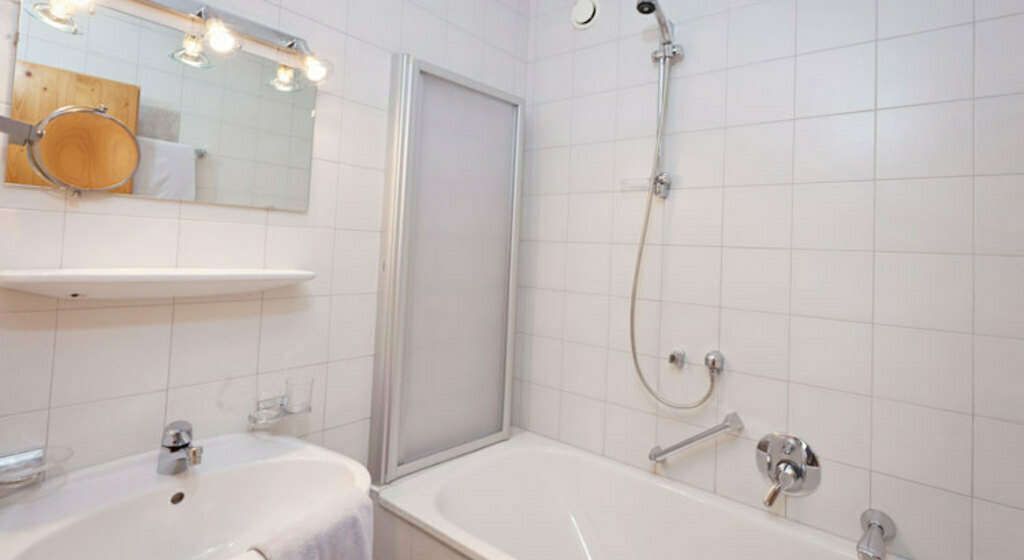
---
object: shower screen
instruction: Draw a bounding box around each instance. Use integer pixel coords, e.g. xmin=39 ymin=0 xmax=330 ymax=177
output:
xmin=370 ymin=55 xmax=522 ymax=484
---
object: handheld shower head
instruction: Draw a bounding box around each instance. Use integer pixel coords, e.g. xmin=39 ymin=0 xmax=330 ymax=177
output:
xmin=635 ymin=0 xmax=674 ymax=44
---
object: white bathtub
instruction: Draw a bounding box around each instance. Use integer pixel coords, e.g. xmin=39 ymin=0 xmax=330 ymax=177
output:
xmin=378 ymin=431 xmax=902 ymax=560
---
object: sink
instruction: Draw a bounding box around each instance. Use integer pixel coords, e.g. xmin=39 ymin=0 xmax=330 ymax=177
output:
xmin=0 ymin=433 xmax=370 ymax=560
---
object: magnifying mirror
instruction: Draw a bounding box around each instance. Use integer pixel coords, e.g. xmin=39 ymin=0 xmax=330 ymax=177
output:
xmin=1 ymin=105 xmax=140 ymax=193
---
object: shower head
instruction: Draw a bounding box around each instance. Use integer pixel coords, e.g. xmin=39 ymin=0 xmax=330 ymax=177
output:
xmin=635 ymin=0 xmax=674 ymax=45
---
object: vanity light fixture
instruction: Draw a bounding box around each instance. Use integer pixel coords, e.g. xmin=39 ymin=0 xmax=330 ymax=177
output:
xmin=270 ymin=64 xmax=302 ymax=92
xmin=27 ymin=0 xmax=94 ymax=34
xmin=303 ymin=55 xmax=331 ymax=84
xmin=170 ymin=34 xmax=211 ymax=69
xmin=204 ymin=18 xmax=239 ymax=54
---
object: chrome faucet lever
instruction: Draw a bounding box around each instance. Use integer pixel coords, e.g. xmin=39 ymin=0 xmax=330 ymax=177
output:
xmin=158 ymin=420 xmax=203 ymax=475
xmin=857 ymin=509 xmax=897 ymax=560
xmin=755 ymin=433 xmax=820 ymax=508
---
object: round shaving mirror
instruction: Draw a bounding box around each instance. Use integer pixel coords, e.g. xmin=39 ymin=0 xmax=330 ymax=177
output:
xmin=2 ymin=105 xmax=140 ymax=193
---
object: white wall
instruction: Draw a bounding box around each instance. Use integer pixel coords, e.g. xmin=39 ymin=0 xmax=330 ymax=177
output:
xmin=514 ymin=1 xmax=1024 ymax=559
xmin=0 ymin=0 xmax=527 ymax=474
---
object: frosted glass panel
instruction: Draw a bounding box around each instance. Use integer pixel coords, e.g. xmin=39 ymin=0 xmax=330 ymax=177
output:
xmin=396 ymin=72 xmax=518 ymax=466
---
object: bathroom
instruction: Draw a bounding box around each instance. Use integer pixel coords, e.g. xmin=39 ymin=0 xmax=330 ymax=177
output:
xmin=0 ymin=0 xmax=1020 ymax=558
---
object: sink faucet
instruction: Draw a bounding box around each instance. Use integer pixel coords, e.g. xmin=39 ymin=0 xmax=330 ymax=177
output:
xmin=858 ymin=509 xmax=897 ymax=560
xmin=157 ymin=420 xmax=203 ymax=475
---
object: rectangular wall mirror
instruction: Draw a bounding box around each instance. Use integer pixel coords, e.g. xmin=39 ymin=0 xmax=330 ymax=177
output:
xmin=5 ymin=0 xmax=318 ymax=211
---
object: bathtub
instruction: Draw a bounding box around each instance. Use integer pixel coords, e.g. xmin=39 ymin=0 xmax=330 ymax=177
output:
xmin=377 ymin=431 xmax=899 ymax=560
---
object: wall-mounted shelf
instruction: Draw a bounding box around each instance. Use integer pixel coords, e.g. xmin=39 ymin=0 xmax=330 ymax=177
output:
xmin=0 ymin=268 xmax=315 ymax=300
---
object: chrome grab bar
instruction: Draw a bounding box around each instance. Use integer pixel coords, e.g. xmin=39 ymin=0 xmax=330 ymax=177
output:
xmin=649 ymin=412 xmax=744 ymax=462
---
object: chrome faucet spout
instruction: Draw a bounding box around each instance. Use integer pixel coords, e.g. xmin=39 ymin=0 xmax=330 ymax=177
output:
xmin=157 ymin=420 xmax=203 ymax=475
xmin=857 ymin=510 xmax=897 ymax=560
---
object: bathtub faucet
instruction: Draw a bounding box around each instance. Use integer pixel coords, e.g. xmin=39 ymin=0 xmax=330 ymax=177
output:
xmin=857 ymin=509 xmax=897 ymax=560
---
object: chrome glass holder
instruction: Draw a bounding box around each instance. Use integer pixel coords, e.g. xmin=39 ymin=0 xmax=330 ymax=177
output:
xmin=247 ymin=396 xmax=311 ymax=429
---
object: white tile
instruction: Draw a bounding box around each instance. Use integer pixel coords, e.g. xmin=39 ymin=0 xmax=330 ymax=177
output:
xmin=658 ymin=301 xmax=721 ymax=374
xmin=559 ymin=393 xmax=605 ymax=454
xmin=976 ymin=175 xmax=1024 ymax=255
xmin=875 ymin=253 xmax=973 ymax=332
xmin=605 ymin=350 xmax=658 ymax=413
xmin=875 ymin=177 xmax=974 ymax=253
xmin=519 ymin=241 xmax=565 ymax=290
xmin=787 ymin=461 xmax=869 ymax=541
xmin=614 ymin=138 xmax=656 ymax=194
xmin=322 ymin=419 xmax=371 ymax=466
xmin=517 ymin=334 xmax=562 ymax=388
xmin=872 ymin=399 xmax=972 ymax=494
xmin=329 ymin=294 xmax=377 ymax=360
xmin=976 ymin=0 xmax=1024 ymax=18
xmin=603 ymin=403 xmax=656 ymax=470
xmin=616 ymin=84 xmax=657 ymax=140
xmin=338 ymin=101 xmax=387 ymax=169
xmin=522 ymin=195 xmax=568 ymax=241
xmin=169 ymin=300 xmax=261 ymax=387
xmin=615 ymin=34 xmax=660 ymax=89
xmin=402 ymin=3 xmax=447 ymax=64
xmin=569 ymin=145 xmax=616 ymax=195
xmin=517 ymin=288 xmax=564 ymax=339
xmin=62 ymin=213 xmax=178 ymax=268
xmin=268 ymin=159 xmax=338 ymax=229
xmin=719 ymin=309 xmax=788 ymax=380
xmin=325 ymin=357 xmax=373 ymax=428
xmin=264 ymin=227 xmax=335 ymax=298
xmin=654 ymin=417 xmax=717 ymax=491
xmin=727 ymin=0 xmax=796 ymax=66
xmin=610 ymin=243 xmax=660 ymax=300
xmin=530 ymin=53 xmax=573 ymax=102
xmin=793 ymin=112 xmax=875 ymax=183
xmin=563 ymin=293 xmax=608 ymax=346
xmin=974 ymin=499 xmax=1024 ymax=560
xmin=571 ymin=93 xmax=618 ymax=144
xmin=723 ymin=185 xmax=791 ymax=248
xmin=662 ymin=187 xmax=723 ymax=246
xmin=721 ymin=248 xmax=790 ymax=314
xmin=674 ymin=13 xmax=730 ymax=76
xmin=332 ymin=230 xmax=381 ymax=294
xmin=875 ymin=325 xmax=972 ymax=412
xmin=791 ymin=250 xmax=873 ymax=322
xmin=790 ymin=384 xmax=871 ymax=467
xmin=0 ymin=311 xmax=54 ymax=415
xmin=519 ymin=382 xmax=560 ymax=438
xmin=561 ymin=342 xmax=606 ymax=400
xmin=259 ymin=296 xmax=330 ymax=372
xmin=573 ymin=42 xmax=618 ymax=96
xmin=66 ymin=193 xmax=180 ymax=219
xmin=564 ymin=243 xmax=610 ymax=295
xmin=343 ymin=37 xmax=391 ymax=108
xmin=975 ymin=94 xmax=1024 ymax=175
xmin=726 ymin=58 xmax=794 ymax=126
xmin=51 ymin=306 xmax=172 ymax=406
xmin=336 ymin=165 xmax=384 ymax=231
xmin=664 ymin=129 xmax=726 ymax=188
xmin=975 ymin=336 xmax=1024 ymax=423
xmin=48 ymin=392 xmax=165 ymax=471
xmin=976 ymin=15 xmax=1024 ymax=96
xmin=878 ymin=25 xmax=974 ymax=108
xmin=796 ymin=0 xmax=875 ymax=53
xmin=530 ymin=147 xmax=572 ymax=195
xmin=975 ymin=256 xmax=1024 ymax=337
xmin=527 ymin=100 xmax=572 ymax=148
xmin=0 ymin=410 xmax=47 ymax=457
xmin=877 ymin=0 xmax=973 ymax=37
xmin=177 ymin=220 xmax=266 ymax=268
xmin=974 ymin=416 xmax=1024 ymax=509
xmin=724 ymin=121 xmax=793 ymax=186
xmin=871 ymin=473 xmax=972 ymax=560
xmin=876 ymin=101 xmax=973 ymax=179
xmin=608 ymin=297 xmax=660 ymax=356
xmin=795 ymin=43 xmax=875 ymax=117
xmin=660 ymin=246 xmax=721 ymax=306
xmin=665 ymin=71 xmax=727 ymax=133
xmin=792 ymin=182 xmax=874 ymax=250
xmin=790 ymin=317 xmax=872 ymax=394
xmin=165 ymin=376 xmax=257 ymax=438
xmin=312 ymin=93 xmax=343 ymax=162
xmin=0 ymin=209 xmax=61 ymax=269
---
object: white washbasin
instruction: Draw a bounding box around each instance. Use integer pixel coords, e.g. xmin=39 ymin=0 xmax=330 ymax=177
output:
xmin=0 ymin=433 xmax=370 ymax=560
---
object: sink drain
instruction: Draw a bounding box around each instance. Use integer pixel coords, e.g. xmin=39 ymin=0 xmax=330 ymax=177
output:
xmin=170 ymin=492 xmax=185 ymax=505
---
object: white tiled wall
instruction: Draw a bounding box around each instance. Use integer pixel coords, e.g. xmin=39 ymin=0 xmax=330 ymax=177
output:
xmin=515 ymin=1 xmax=1024 ymax=558
xmin=0 ymin=0 xmax=527 ymax=474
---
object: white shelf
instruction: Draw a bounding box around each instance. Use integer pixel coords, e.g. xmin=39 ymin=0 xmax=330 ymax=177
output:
xmin=0 ymin=268 xmax=316 ymax=300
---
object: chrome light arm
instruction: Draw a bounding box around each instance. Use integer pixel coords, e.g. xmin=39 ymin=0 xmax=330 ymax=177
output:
xmin=649 ymin=412 xmax=743 ymax=462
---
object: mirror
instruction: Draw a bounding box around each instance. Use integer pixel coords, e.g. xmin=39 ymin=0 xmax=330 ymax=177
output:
xmin=1 ymin=105 xmax=141 ymax=192
xmin=6 ymin=0 xmax=319 ymax=211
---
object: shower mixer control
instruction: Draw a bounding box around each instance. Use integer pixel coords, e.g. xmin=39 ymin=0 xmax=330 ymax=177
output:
xmin=755 ymin=433 xmax=820 ymax=508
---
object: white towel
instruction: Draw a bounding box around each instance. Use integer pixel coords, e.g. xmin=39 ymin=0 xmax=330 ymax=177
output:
xmin=133 ymin=136 xmax=197 ymax=201
xmin=252 ymin=490 xmax=373 ymax=560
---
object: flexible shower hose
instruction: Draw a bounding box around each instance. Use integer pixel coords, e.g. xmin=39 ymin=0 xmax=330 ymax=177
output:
xmin=628 ymin=43 xmax=716 ymax=411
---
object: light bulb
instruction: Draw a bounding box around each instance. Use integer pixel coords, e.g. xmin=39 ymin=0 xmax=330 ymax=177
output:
xmin=205 ymin=18 xmax=238 ymax=54
xmin=277 ymin=65 xmax=295 ymax=84
xmin=171 ymin=33 xmax=211 ymax=69
xmin=29 ymin=0 xmax=79 ymax=33
xmin=67 ymin=0 xmax=93 ymax=10
xmin=182 ymin=34 xmax=203 ymax=56
xmin=303 ymin=56 xmax=329 ymax=83
xmin=270 ymin=64 xmax=302 ymax=92
xmin=48 ymin=0 xmax=72 ymax=18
